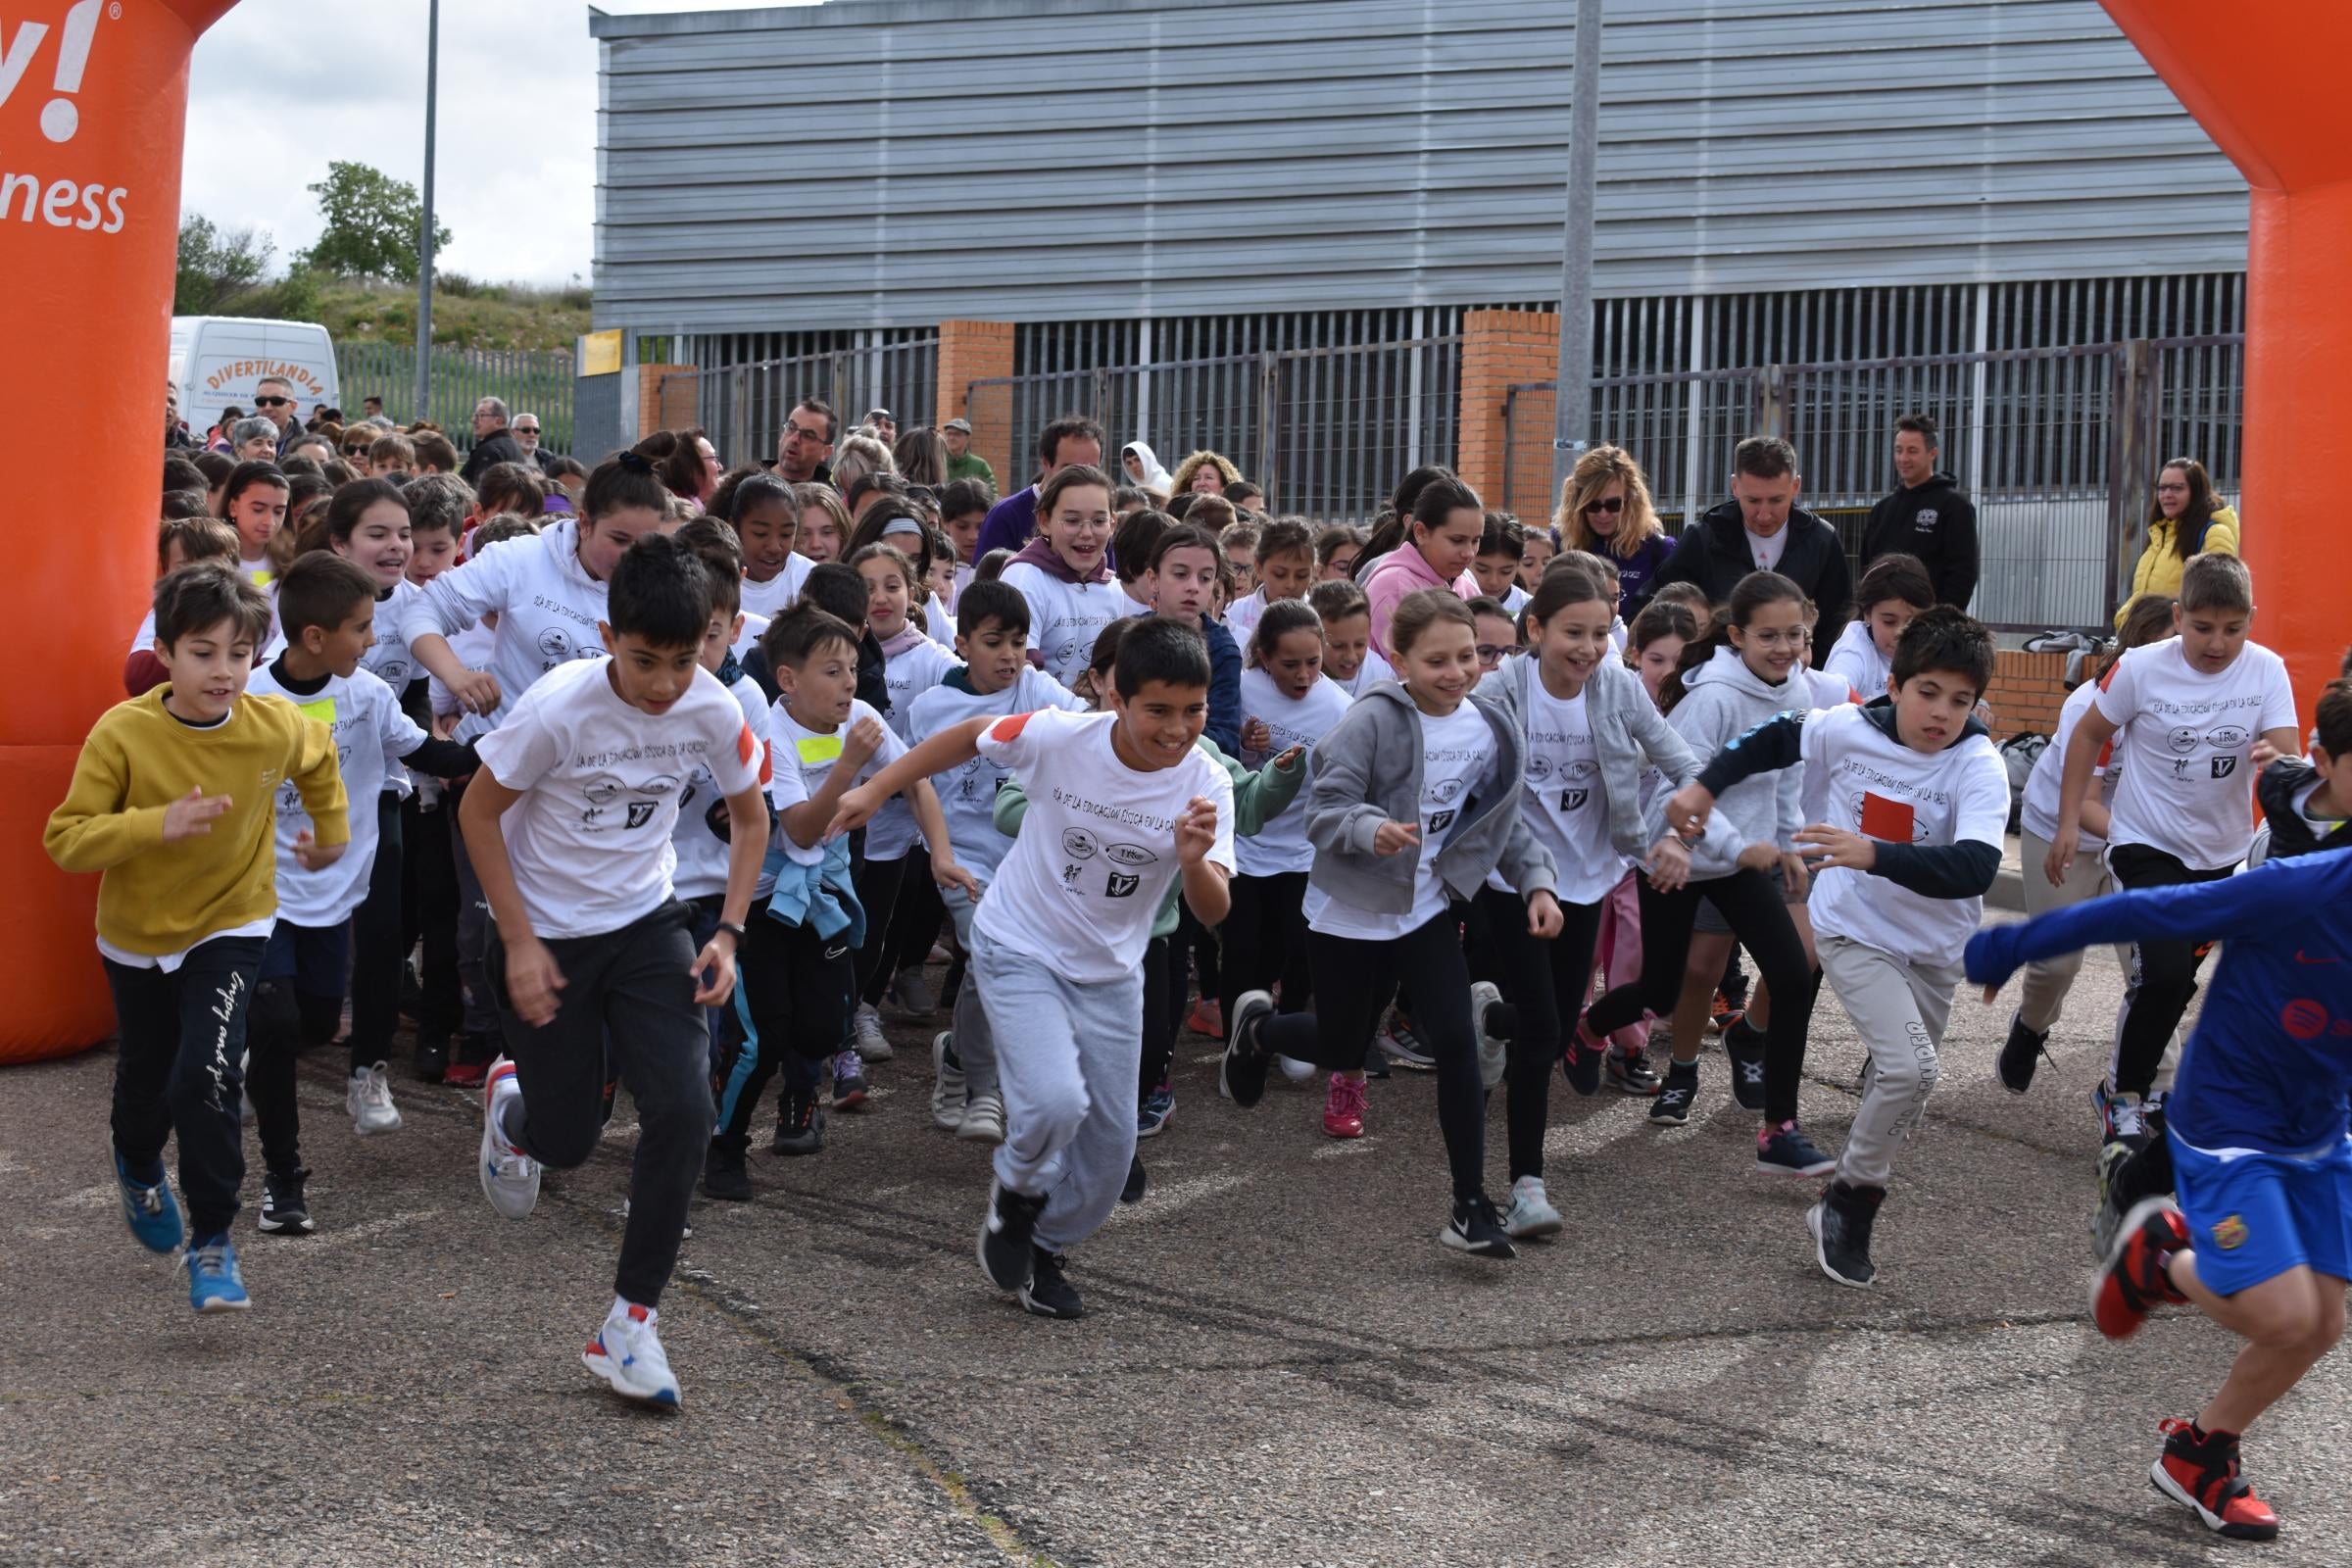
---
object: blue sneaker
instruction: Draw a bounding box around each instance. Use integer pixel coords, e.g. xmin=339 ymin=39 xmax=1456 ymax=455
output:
xmin=1137 ymin=1085 xmax=1174 ymax=1139
xmin=116 ymin=1152 xmax=182 ymax=1254
xmin=184 ymin=1232 xmax=250 ymax=1312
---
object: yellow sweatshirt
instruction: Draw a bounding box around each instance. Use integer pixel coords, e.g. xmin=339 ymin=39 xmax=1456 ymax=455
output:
xmin=2118 ymin=504 xmax=2240 ymax=627
xmin=44 ymin=686 xmax=350 ymax=957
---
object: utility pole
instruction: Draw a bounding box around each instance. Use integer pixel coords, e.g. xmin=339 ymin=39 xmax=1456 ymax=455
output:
xmin=1552 ymin=0 xmax=1603 ymax=496
xmin=414 ymin=0 xmax=440 ymax=423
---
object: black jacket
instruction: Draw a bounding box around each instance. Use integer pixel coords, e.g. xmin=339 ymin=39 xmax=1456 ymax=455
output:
xmin=1642 ymin=500 xmax=1853 ymax=667
xmin=2257 ymin=758 xmax=2352 ymax=860
xmin=1862 ymin=472 xmax=1979 ymax=610
xmin=461 ymin=427 xmax=528 ymax=488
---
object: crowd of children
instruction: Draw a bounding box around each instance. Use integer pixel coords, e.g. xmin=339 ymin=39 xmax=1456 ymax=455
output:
xmin=47 ymin=414 xmax=2352 ymax=1540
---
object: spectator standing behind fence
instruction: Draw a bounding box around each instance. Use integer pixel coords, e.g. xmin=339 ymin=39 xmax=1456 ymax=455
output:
xmin=943 ymin=418 xmax=996 ymax=489
xmin=1861 ymin=415 xmax=1979 ymax=610
xmin=461 ymin=398 xmax=528 ymax=488
xmin=1639 ymin=435 xmax=1852 ymax=667
xmin=1559 ymin=444 xmax=1676 ymax=621
xmin=975 ymin=416 xmax=1106 ymax=558
xmin=2117 ymin=457 xmax=2238 ymax=630
xmin=772 ymin=398 xmax=837 ymax=487
xmin=251 ymin=375 xmax=302 ymax=455
xmin=512 ymin=413 xmax=555 ymax=472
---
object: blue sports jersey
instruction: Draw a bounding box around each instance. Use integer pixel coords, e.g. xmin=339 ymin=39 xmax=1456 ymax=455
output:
xmin=1965 ymin=850 xmax=2352 ymax=1154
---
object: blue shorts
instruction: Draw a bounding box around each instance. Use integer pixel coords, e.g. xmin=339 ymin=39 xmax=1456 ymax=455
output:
xmin=260 ymin=918 xmax=350 ymax=999
xmin=2170 ymin=1128 xmax=2352 ymax=1297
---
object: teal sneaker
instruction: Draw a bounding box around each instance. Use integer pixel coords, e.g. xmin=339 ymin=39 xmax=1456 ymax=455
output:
xmin=184 ymin=1233 xmax=250 ymax=1313
xmin=116 ymin=1152 xmax=183 ymax=1254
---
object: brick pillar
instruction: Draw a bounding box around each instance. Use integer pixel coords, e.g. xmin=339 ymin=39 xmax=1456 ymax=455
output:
xmin=1456 ymin=309 xmax=1560 ymax=514
xmin=637 ymin=363 xmax=694 ymax=439
xmin=1981 ymin=648 xmax=2072 ymax=740
xmin=936 ymin=319 xmax=1016 ymax=495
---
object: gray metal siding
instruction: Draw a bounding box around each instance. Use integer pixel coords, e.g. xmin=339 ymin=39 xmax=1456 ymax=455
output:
xmin=591 ymin=0 xmax=2247 ymax=332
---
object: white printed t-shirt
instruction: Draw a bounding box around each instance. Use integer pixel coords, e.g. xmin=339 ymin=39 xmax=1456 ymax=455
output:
xmin=998 ymin=562 xmax=1124 ymax=690
xmin=1798 ymin=704 xmax=2012 ymax=966
xmin=767 ymin=697 xmax=906 ymax=868
xmin=970 ymin=708 xmax=1236 ymax=983
xmin=474 ymin=657 xmax=760 ymax=940
xmin=1822 ymin=621 xmax=1888 ymax=703
xmin=670 ymin=671 xmax=774 ymax=900
xmin=2094 ymin=637 xmax=2299 ymax=870
xmin=865 ymin=636 xmax=959 ymax=860
xmin=906 ymin=668 xmax=1086 ymax=882
xmin=1514 ymin=684 xmax=1621 ymax=905
xmin=1305 ymin=701 xmax=1492 ymax=941
xmin=244 ymin=663 xmax=423 ymax=926
xmin=739 ymin=554 xmax=813 ymax=620
xmin=2022 ymin=676 xmax=2118 ymax=850
xmin=1235 ymin=667 xmax=1350 ymax=876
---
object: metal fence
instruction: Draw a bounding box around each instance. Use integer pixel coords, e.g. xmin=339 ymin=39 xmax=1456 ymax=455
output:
xmin=1502 ymin=335 xmax=2245 ymax=631
xmin=655 ymin=337 xmax=939 ymax=469
xmin=966 ymin=335 xmax=1461 ymax=521
xmin=335 ymin=344 xmax=578 ymax=455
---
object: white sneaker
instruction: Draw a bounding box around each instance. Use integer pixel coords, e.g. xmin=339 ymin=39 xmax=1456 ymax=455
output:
xmin=477 ymin=1057 xmax=541 ymax=1220
xmin=1470 ymin=981 xmax=1506 ymax=1091
xmin=930 ymin=1031 xmax=966 ymax=1131
xmin=1275 ymin=1054 xmax=1315 ymax=1085
xmin=958 ymin=1091 xmax=1004 ymax=1144
xmin=347 ymin=1061 xmax=404 ymax=1136
xmin=582 ymin=1301 xmax=680 ymax=1407
xmin=1501 ymin=1174 xmax=1564 ymax=1239
xmin=853 ymin=1004 xmax=894 ymax=1062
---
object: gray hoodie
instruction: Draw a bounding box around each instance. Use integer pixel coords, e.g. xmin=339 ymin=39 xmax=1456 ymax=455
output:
xmin=1667 ymin=646 xmax=1805 ymax=858
xmin=1302 ymin=680 xmax=1557 ymax=915
xmin=1485 ymin=651 xmax=1703 ymax=863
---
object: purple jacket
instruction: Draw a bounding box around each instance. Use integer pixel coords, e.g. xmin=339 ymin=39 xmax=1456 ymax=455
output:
xmin=1610 ymin=531 xmax=1676 ymax=619
xmin=975 ymin=484 xmax=1039 ymax=559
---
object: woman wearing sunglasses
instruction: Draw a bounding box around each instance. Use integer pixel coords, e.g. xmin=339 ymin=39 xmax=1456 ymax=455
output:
xmin=1556 ymin=444 xmax=1672 ymax=621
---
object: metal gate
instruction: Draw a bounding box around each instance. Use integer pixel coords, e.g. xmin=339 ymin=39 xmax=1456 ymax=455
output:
xmin=655 ymin=336 xmax=939 ymax=468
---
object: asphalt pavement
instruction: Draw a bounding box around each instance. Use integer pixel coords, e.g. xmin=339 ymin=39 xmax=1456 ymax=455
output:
xmin=6 ymin=936 xmax=2350 ymax=1567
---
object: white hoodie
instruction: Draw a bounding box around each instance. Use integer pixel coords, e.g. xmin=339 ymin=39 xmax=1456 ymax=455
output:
xmin=1668 ymin=645 xmax=1806 ymax=859
xmin=400 ymin=514 xmax=610 ymax=732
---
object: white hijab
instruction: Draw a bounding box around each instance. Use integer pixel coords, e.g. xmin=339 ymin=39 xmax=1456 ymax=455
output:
xmin=1120 ymin=440 xmax=1174 ymax=496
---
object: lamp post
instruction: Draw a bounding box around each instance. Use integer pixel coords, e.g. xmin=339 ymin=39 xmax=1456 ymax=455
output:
xmin=414 ymin=0 xmax=439 ymax=422
xmin=1551 ymin=0 xmax=1603 ymax=494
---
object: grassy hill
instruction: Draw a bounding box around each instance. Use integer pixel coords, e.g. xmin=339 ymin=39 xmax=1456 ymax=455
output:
xmin=200 ymin=272 xmax=592 ymax=352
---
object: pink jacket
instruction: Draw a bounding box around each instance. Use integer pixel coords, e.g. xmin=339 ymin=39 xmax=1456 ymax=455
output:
xmin=1362 ymin=546 xmax=1478 ymax=662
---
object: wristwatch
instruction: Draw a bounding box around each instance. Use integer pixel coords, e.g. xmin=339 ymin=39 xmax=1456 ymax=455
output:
xmin=715 ymin=920 xmax=749 ymax=945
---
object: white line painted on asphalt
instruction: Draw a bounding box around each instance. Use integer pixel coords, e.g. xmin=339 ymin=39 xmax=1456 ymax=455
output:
xmin=56 ymin=1181 xmax=120 ymax=1213
xmin=1106 ymin=1172 xmax=1247 ymax=1225
xmin=278 ymin=1207 xmax=443 ymax=1254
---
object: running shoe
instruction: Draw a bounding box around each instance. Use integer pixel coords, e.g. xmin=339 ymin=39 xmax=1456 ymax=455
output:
xmin=888 ymin=966 xmax=935 ymax=1018
xmin=583 ymin=1301 xmax=680 ymax=1407
xmin=930 ymin=1032 xmax=966 ymax=1132
xmin=1707 ymin=991 xmax=1744 ymax=1036
xmin=258 ymin=1166 xmax=315 ymax=1236
xmin=1756 ymin=1120 xmax=1837 ymax=1178
xmin=957 ymin=1091 xmax=1004 ymax=1145
xmin=2091 ymin=1197 xmax=2189 ymax=1340
xmin=2151 ymin=1418 xmax=2278 ymax=1542
xmin=1321 ymin=1073 xmax=1366 ymax=1140
xmin=1723 ymin=1017 xmax=1767 ymax=1112
xmin=830 ymin=1050 xmax=869 ymax=1110
xmin=701 ymin=1143 xmax=752 ymax=1201
xmin=1470 ymin=981 xmax=1506 ymax=1092
xmin=1021 ymin=1246 xmax=1084 ymax=1320
xmin=1186 ymin=998 xmax=1225 ymax=1039
xmin=1220 ymin=990 xmax=1275 ymax=1108
xmin=347 ymin=1061 xmax=404 ymax=1136
xmin=852 ymin=1004 xmax=893 ymax=1062
xmin=1275 ymin=1054 xmax=1316 ymax=1085
xmin=1120 ymin=1154 xmax=1148 ymax=1205
xmin=1562 ymin=1017 xmax=1604 ymax=1098
xmin=1373 ymin=1008 xmax=1436 ymax=1070
xmin=1649 ymin=1061 xmax=1699 ymax=1125
xmin=414 ymin=1029 xmax=450 ymax=1084
xmin=115 ymin=1151 xmax=183 ymax=1255
xmin=183 ymin=1232 xmax=250 ymax=1313
xmin=1808 ymin=1179 xmax=1885 ymax=1288
xmin=978 ymin=1179 xmax=1045 ymax=1292
xmin=478 ymin=1056 xmax=542 ymax=1219
xmin=1501 ymin=1175 xmax=1563 ymax=1239
xmin=1440 ymin=1194 xmax=1516 ymax=1259
xmin=1137 ymin=1085 xmax=1175 ymax=1140
xmin=1605 ymin=1043 xmax=1661 ymax=1097
xmin=1996 ymin=1012 xmax=2051 ymax=1095
xmin=771 ymin=1088 xmax=824 ymax=1156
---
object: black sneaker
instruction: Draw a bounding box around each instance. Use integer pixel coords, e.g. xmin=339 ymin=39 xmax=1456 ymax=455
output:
xmin=1650 ymin=1062 xmax=1698 ymax=1125
xmin=978 ymin=1180 xmax=1047 ymax=1292
xmin=1723 ymin=1017 xmax=1767 ymax=1112
xmin=1997 ymin=1012 xmax=2051 ymax=1094
xmin=1561 ymin=1025 xmax=1604 ymax=1098
xmin=771 ymin=1088 xmax=824 ymax=1156
xmin=1439 ymin=1194 xmax=1516 ymax=1259
xmin=414 ymin=1029 xmax=450 ymax=1084
xmin=1020 ymin=1246 xmax=1085 ymax=1319
xmin=258 ymin=1166 xmax=315 ymax=1236
xmin=1119 ymin=1153 xmax=1147 ymax=1205
xmin=1808 ymin=1179 xmax=1885 ymax=1288
xmin=702 ymin=1142 xmax=752 ymax=1201
xmin=1220 ymin=990 xmax=1275 ymax=1108
xmin=1756 ymin=1120 xmax=1838 ymax=1178
xmin=1605 ymin=1044 xmax=1661 ymax=1097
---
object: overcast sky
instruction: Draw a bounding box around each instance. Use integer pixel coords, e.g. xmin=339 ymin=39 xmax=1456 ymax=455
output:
xmin=182 ymin=0 xmax=810 ymax=287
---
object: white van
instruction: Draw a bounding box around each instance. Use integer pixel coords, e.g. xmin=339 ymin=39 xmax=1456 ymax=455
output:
xmin=171 ymin=317 xmax=340 ymax=436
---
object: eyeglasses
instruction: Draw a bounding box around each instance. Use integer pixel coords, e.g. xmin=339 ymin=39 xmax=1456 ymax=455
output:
xmin=784 ymin=422 xmax=827 ymax=443
xmin=343 ymin=445 xmax=370 ymax=456
xmin=1586 ymin=496 xmax=1625 ymax=514
xmin=1740 ymin=629 xmax=1806 ymax=650
xmin=253 ymin=396 xmax=291 ymax=408
xmin=1476 ymin=644 xmax=1519 ymax=666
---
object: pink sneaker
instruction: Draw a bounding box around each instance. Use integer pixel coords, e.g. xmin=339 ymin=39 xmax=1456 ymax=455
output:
xmin=1322 ymin=1073 xmax=1366 ymax=1139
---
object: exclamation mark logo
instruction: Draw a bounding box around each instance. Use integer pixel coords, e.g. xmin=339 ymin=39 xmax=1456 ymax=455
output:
xmin=40 ymin=0 xmax=101 ymax=143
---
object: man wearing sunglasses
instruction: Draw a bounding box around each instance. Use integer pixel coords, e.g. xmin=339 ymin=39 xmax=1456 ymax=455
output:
xmin=252 ymin=375 xmax=301 ymax=455
xmin=512 ymin=413 xmax=557 ymax=473
xmin=1641 ymin=434 xmax=1853 ymax=668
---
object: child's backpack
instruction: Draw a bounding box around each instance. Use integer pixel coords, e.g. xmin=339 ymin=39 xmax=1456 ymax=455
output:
xmin=1996 ymin=733 xmax=2049 ymax=834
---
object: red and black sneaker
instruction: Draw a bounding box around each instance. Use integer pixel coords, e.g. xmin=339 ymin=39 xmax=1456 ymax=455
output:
xmin=1707 ymin=991 xmax=1744 ymax=1036
xmin=2090 ymin=1197 xmax=2189 ymax=1340
xmin=2150 ymin=1418 xmax=2279 ymax=1541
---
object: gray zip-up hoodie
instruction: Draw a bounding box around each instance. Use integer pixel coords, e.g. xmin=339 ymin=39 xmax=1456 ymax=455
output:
xmin=1667 ymin=646 xmax=1805 ymax=857
xmin=1302 ymin=680 xmax=1558 ymax=914
xmin=1485 ymin=651 xmax=1703 ymax=861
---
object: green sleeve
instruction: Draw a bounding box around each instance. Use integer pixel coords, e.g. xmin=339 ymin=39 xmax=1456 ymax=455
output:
xmin=1205 ymin=737 xmax=1305 ymax=837
xmin=992 ymin=777 xmax=1027 ymax=837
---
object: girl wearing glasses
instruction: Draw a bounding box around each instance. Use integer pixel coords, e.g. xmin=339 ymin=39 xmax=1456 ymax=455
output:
xmin=1558 ymin=445 xmax=1673 ymax=621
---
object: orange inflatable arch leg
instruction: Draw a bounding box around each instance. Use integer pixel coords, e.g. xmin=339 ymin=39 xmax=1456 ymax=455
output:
xmin=1 ymin=1 xmax=238 ymax=1063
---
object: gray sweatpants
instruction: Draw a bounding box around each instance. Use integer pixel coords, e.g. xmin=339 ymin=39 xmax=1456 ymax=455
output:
xmin=1820 ymin=934 xmax=1960 ymax=1190
xmin=973 ymin=928 xmax=1143 ymax=1254
xmin=942 ymin=883 xmax=998 ymax=1102
xmin=2017 ymin=828 xmax=2181 ymax=1090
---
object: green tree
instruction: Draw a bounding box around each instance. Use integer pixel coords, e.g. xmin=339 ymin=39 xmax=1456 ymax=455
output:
xmin=298 ymin=161 xmax=452 ymax=284
xmin=174 ymin=215 xmax=274 ymax=314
